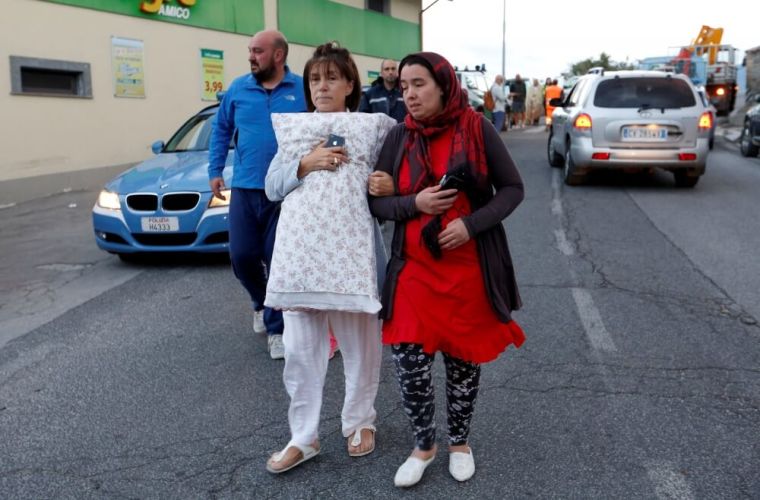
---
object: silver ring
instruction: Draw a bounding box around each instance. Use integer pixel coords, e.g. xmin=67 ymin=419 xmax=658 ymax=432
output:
xmin=333 ymin=156 xmax=338 ymax=166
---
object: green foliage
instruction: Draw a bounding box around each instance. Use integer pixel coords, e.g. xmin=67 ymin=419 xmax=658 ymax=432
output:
xmin=569 ymin=52 xmax=635 ymax=76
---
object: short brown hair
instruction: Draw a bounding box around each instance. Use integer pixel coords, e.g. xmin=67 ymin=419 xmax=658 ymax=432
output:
xmin=303 ymin=41 xmax=361 ymax=112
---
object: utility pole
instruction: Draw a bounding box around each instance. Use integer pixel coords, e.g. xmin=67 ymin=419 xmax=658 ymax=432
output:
xmin=419 ymin=0 xmax=453 ymax=51
xmin=501 ymin=0 xmax=506 ymax=77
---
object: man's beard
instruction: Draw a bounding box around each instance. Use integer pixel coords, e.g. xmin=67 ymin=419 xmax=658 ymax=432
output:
xmin=252 ymin=64 xmax=275 ymax=84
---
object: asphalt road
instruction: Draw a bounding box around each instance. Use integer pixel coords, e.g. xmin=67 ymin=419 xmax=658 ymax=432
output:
xmin=0 ymin=129 xmax=758 ymax=498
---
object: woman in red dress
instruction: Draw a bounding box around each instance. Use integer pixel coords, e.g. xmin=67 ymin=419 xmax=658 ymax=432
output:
xmin=368 ymin=52 xmax=525 ymax=487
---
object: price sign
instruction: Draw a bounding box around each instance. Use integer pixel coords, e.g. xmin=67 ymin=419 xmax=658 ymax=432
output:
xmin=112 ymin=37 xmax=145 ymax=98
xmin=201 ymin=49 xmax=224 ymax=101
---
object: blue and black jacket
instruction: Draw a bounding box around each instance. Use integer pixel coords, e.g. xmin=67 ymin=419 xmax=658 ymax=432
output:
xmin=208 ymin=67 xmax=306 ymax=189
xmin=358 ymin=78 xmax=407 ymax=123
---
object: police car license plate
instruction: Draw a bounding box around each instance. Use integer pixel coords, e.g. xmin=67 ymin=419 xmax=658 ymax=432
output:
xmin=141 ymin=216 xmax=179 ymax=232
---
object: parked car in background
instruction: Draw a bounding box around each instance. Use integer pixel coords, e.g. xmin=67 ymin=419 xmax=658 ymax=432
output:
xmin=92 ymin=104 xmax=233 ymax=259
xmin=739 ymin=94 xmax=760 ymax=158
xmin=547 ymin=70 xmax=712 ymax=187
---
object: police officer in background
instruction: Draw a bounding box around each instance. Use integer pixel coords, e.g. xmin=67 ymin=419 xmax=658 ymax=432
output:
xmin=359 ymin=59 xmax=407 ymax=123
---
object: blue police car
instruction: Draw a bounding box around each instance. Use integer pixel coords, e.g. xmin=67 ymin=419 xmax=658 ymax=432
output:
xmin=92 ymin=104 xmax=233 ymax=258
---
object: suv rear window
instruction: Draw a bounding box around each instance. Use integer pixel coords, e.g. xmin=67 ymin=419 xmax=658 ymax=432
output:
xmin=594 ymin=77 xmax=696 ymax=109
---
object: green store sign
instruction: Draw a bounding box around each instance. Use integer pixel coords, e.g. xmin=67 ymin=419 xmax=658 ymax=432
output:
xmin=40 ymin=0 xmax=264 ymax=34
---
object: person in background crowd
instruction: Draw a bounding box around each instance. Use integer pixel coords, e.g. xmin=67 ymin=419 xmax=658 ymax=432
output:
xmin=544 ymin=78 xmax=563 ymax=131
xmin=490 ymin=75 xmax=508 ymax=132
xmin=542 ymin=77 xmax=552 ymax=122
xmin=359 ymin=59 xmax=407 ymax=123
xmin=504 ymin=78 xmax=513 ymax=129
xmin=509 ymin=73 xmax=527 ymax=128
xmin=263 ymin=41 xmax=396 ymax=474
xmin=526 ymin=78 xmax=544 ymax=126
xmin=208 ymin=30 xmax=306 ymax=360
xmin=369 ymin=52 xmax=526 ymax=488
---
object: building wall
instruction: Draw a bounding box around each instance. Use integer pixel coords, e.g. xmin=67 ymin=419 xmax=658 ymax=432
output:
xmin=278 ymin=0 xmax=418 ymax=61
xmin=390 ymin=0 xmax=421 ymax=23
xmin=1 ymin=0 xmax=420 ymax=184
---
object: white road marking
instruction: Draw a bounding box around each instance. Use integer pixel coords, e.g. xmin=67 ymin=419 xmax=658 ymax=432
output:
xmin=646 ymin=461 xmax=696 ymax=500
xmin=554 ymin=229 xmax=574 ymax=256
xmin=552 ymin=169 xmax=617 ymax=352
xmin=571 ymin=288 xmax=617 ymax=352
xmin=551 ymin=198 xmax=563 ymax=217
xmin=551 ymin=172 xmax=693 ymax=497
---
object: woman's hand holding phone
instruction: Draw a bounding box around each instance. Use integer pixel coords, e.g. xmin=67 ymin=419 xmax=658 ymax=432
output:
xmin=297 ymin=137 xmax=348 ymax=178
xmin=415 ymin=185 xmax=458 ymax=215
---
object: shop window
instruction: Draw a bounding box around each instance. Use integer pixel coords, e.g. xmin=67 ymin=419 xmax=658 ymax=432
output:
xmin=367 ymin=0 xmax=389 ymax=14
xmin=10 ymin=56 xmax=92 ymax=98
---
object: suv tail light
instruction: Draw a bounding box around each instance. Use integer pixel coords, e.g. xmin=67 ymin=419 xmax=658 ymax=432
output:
xmin=698 ymin=111 xmax=713 ymax=130
xmin=573 ymin=113 xmax=592 ymax=130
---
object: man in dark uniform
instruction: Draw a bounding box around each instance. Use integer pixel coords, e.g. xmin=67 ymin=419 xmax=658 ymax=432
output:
xmin=359 ymin=59 xmax=407 ymax=123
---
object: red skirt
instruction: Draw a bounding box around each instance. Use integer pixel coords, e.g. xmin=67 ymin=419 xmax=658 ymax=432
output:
xmin=382 ymin=216 xmax=525 ymax=364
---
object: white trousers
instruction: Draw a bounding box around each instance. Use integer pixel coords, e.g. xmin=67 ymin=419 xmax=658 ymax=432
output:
xmin=282 ymin=310 xmax=382 ymax=447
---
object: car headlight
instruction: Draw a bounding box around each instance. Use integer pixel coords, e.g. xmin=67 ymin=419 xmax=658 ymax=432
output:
xmin=97 ymin=190 xmax=121 ymax=210
xmin=208 ymin=189 xmax=231 ymax=208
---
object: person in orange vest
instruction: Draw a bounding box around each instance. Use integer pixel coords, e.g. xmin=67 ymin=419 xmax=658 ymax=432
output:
xmin=544 ymin=79 xmax=563 ymax=131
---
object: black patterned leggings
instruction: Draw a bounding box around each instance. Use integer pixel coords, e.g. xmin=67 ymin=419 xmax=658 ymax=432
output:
xmin=391 ymin=343 xmax=481 ymax=451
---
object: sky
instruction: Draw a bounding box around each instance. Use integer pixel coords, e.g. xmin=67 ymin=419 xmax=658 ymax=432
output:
xmin=422 ymin=0 xmax=758 ymax=82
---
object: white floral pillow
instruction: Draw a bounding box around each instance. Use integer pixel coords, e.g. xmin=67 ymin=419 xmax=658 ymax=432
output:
xmin=265 ymin=112 xmax=396 ymax=313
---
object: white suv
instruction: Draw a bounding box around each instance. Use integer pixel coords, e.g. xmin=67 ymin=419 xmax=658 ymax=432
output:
xmin=547 ymin=71 xmax=712 ymax=187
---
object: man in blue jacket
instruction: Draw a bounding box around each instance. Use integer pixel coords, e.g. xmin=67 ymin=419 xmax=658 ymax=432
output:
xmin=358 ymin=59 xmax=407 ymax=123
xmin=208 ymin=30 xmax=306 ymax=359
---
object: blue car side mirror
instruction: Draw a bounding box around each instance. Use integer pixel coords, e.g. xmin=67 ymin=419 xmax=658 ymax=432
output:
xmin=151 ymin=140 xmax=165 ymax=155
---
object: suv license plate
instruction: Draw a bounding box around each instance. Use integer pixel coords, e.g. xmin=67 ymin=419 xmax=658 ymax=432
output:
xmin=141 ymin=216 xmax=179 ymax=232
xmin=622 ymin=127 xmax=668 ymax=141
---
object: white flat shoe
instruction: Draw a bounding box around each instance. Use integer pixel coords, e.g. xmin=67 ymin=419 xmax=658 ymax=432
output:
xmin=394 ymin=455 xmax=435 ymax=487
xmin=449 ymin=449 xmax=475 ymax=482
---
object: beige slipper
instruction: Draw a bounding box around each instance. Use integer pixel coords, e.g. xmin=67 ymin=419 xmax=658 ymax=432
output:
xmin=266 ymin=441 xmax=320 ymax=474
xmin=347 ymin=425 xmax=376 ymax=457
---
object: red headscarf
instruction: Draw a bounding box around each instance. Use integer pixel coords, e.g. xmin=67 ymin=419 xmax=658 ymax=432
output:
xmin=400 ymin=52 xmax=488 ymax=195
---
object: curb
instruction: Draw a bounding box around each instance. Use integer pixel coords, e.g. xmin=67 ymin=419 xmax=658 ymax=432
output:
xmin=0 ymin=163 xmax=133 ymax=207
xmin=717 ymin=126 xmax=742 ymax=143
